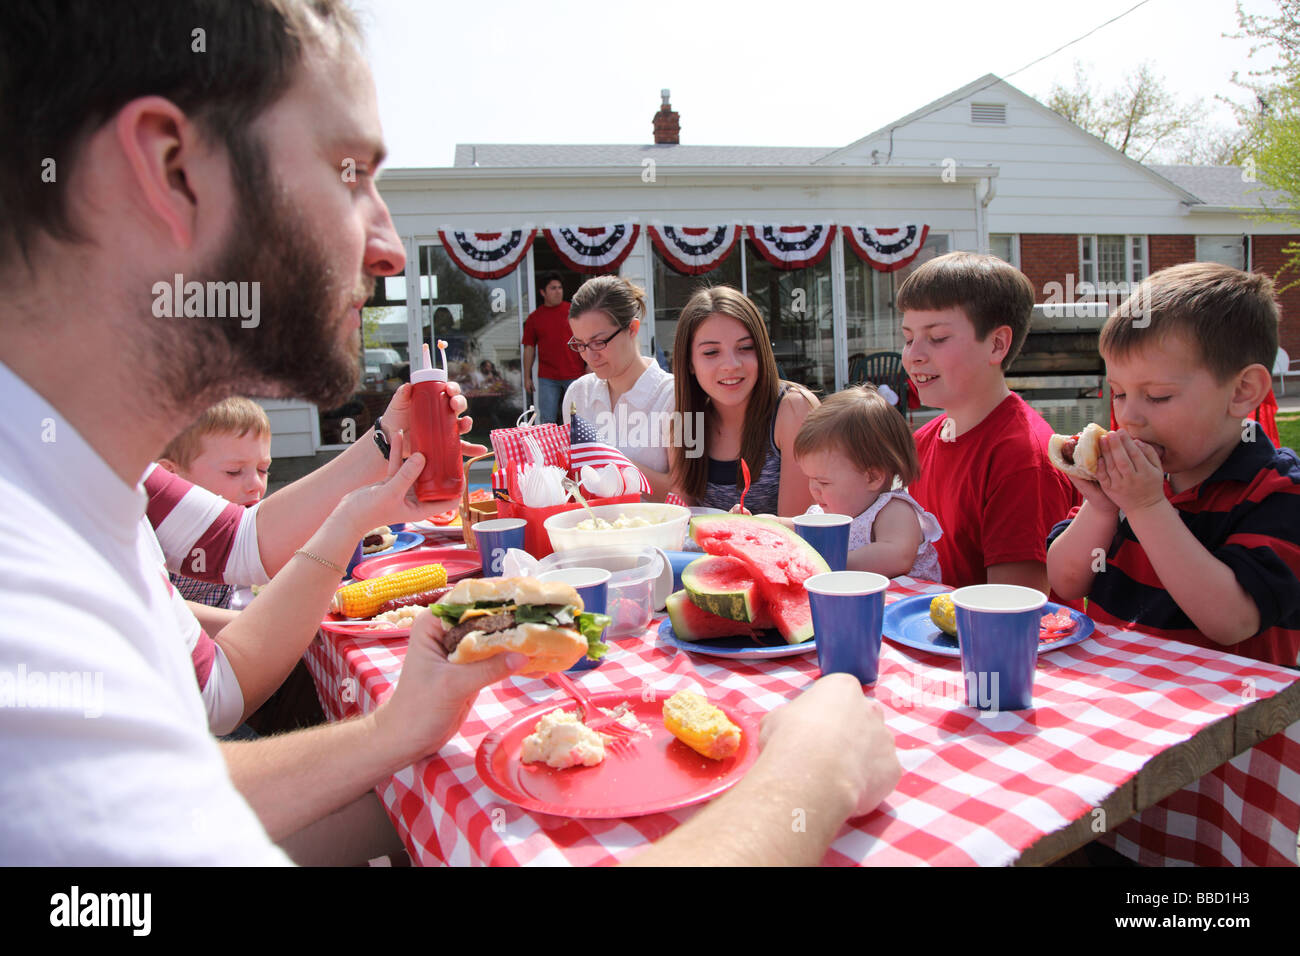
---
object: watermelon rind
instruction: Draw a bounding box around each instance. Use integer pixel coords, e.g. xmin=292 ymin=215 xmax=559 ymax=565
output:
xmin=682 ymin=556 xmax=762 ymax=623
xmin=665 ymin=590 xmax=760 ymax=641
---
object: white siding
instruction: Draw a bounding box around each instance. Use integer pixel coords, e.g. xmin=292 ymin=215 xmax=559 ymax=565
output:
xmin=255 ymin=398 xmax=318 ymax=458
xmin=822 ymin=80 xmax=1296 ymax=236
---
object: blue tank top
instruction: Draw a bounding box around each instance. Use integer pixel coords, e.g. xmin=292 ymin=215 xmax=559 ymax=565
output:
xmin=697 ymin=386 xmax=788 ymax=515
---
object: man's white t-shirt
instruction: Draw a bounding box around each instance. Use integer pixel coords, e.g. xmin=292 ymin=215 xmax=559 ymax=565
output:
xmin=0 ymin=361 xmax=288 ymax=864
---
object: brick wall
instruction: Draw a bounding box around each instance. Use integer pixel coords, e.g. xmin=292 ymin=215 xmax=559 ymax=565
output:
xmin=1018 ymin=234 xmax=1077 ymax=301
xmin=1148 ymin=235 xmax=1195 ymax=273
xmin=1253 ymin=235 xmax=1300 ymax=361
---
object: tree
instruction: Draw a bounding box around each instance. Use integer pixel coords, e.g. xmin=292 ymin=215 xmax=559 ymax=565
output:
xmin=1045 ymin=61 xmax=1233 ymax=164
xmin=1230 ymin=1 xmax=1300 ymax=292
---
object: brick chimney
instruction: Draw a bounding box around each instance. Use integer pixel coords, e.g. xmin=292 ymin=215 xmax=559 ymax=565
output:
xmin=653 ymin=89 xmax=680 ymax=145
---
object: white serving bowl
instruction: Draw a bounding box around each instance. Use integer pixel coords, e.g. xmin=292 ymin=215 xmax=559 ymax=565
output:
xmin=545 ymin=502 xmax=691 ymax=553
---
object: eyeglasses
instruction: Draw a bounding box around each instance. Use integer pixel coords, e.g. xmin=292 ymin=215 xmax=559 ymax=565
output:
xmin=567 ymin=326 xmax=626 ymax=353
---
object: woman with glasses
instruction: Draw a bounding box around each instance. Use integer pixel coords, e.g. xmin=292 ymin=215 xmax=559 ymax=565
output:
xmin=563 ymin=276 xmax=675 ymax=500
xmin=669 ymin=286 xmax=818 ymax=517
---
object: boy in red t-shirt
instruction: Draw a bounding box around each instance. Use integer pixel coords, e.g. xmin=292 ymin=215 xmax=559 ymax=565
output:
xmin=899 ymin=252 xmax=1077 ymax=591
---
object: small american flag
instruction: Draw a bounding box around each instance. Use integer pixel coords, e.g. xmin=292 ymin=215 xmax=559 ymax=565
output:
xmin=569 ymin=412 xmax=652 ymax=495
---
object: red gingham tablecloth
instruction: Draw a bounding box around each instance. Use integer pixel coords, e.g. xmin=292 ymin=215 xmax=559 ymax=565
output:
xmin=304 ymin=577 xmax=1300 ymax=866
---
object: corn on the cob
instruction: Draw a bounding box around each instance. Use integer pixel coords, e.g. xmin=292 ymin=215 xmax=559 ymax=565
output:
xmin=331 ymin=564 xmax=447 ymax=619
xmin=662 ymin=690 xmax=742 ymax=760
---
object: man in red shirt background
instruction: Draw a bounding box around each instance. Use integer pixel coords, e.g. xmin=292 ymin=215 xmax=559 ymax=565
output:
xmin=522 ymin=271 xmax=587 ymax=423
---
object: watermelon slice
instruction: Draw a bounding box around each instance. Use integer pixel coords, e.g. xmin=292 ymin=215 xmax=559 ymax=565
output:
xmin=666 ymin=590 xmax=769 ymax=641
xmin=682 ymin=555 xmax=766 ymax=623
xmin=690 ymin=514 xmax=825 ymax=645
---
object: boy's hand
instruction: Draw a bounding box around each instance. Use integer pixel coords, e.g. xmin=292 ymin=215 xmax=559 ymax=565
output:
xmin=373 ymin=611 xmax=526 ymax=763
xmin=1066 ymin=474 xmax=1120 ymax=518
xmin=1097 ymin=430 xmax=1166 ymax=515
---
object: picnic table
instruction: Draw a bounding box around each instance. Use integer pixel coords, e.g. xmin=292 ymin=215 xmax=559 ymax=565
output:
xmin=305 ymin=572 xmax=1300 ymax=867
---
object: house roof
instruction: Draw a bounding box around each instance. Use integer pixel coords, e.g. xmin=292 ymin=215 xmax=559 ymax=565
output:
xmin=818 ymin=73 xmax=1204 ymax=206
xmin=1145 ymin=165 xmax=1289 ymax=210
xmin=452 ymin=143 xmax=834 ymax=167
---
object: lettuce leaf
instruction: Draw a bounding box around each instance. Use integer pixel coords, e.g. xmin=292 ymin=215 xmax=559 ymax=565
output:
xmin=428 ymin=603 xmax=473 ymax=625
xmin=577 ymin=612 xmax=612 ymax=660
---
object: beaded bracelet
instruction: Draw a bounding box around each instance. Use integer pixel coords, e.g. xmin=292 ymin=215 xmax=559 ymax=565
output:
xmin=294 ymin=548 xmax=346 ymax=575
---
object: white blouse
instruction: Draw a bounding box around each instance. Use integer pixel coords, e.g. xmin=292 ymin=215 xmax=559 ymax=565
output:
xmin=562 ymin=360 xmax=676 ymax=476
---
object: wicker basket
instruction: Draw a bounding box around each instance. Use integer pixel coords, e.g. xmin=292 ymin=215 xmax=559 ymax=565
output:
xmin=460 ymin=451 xmax=499 ymax=549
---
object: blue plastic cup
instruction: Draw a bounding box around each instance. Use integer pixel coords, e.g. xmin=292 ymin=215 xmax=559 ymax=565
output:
xmin=806 ymin=571 xmax=890 ymax=683
xmin=794 ymin=513 xmax=852 ymax=572
xmin=537 ymin=567 xmax=612 ymax=673
xmin=951 ymin=584 xmax=1047 ymax=712
xmin=473 ymin=518 xmax=527 ymax=577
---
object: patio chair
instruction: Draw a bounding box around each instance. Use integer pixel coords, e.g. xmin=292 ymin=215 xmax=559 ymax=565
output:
xmin=848 ymin=350 xmax=910 ymax=422
xmin=1274 ymin=347 xmax=1300 ymax=396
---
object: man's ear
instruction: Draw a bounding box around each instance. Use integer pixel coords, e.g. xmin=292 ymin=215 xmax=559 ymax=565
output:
xmin=114 ymin=96 xmax=202 ymax=250
xmin=1229 ymin=364 xmax=1273 ymax=418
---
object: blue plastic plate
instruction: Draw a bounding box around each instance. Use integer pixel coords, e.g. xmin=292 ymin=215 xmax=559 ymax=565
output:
xmin=881 ymin=594 xmax=1095 ymax=658
xmin=657 ymin=617 xmax=816 ymax=661
xmin=359 ymin=530 xmax=422 ymax=559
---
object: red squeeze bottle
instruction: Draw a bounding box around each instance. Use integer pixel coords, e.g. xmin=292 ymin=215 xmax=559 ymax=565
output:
xmin=408 ymin=340 xmax=465 ymax=502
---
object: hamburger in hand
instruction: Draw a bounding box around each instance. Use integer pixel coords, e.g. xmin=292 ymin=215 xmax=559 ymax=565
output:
xmin=1048 ymin=423 xmax=1109 ymax=481
xmin=428 ymin=577 xmax=610 ymax=674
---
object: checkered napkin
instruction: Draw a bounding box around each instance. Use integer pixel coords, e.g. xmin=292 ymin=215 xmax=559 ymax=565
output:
xmin=490 ymin=423 xmax=570 ymax=478
xmin=306 ymin=580 xmax=1300 ymax=867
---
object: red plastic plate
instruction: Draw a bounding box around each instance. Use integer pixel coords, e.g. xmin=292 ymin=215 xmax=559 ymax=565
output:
xmin=352 ymin=547 xmax=482 ymax=582
xmin=319 ymin=611 xmax=411 ymax=640
xmin=476 ymin=691 xmax=761 ymax=818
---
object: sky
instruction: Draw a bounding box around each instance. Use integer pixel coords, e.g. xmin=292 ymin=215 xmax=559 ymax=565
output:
xmin=358 ymin=0 xmax=1282 ymax=169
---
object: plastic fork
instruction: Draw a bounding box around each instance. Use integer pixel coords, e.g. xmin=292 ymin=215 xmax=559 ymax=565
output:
xmin=738 ymin=459 xmax=751 ymax=513
xmin=548 ymin=671 xmax=638 ymax=747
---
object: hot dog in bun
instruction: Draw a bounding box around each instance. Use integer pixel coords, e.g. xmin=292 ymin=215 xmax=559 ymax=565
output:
xmin=427 ymin=577 xmax=610 ymax=674
xmin=1048 ymin=423 xmax=1109 ymax=481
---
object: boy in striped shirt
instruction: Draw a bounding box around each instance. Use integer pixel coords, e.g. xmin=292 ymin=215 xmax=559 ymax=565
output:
xmin=1047 ymin=263 xmax=1300 ymax=668
xmin=156 ymin=398 xmax=273 ymax=609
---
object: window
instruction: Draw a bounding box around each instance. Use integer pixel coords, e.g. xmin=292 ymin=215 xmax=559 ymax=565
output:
xmin=844 ymin=231 xmax=951 ymax=361
xmin=1079 ymin=235 xmax=1147 ymax=286
xmin=651 ymin=246 xmax=743 ymax=370
xmin=1196 ymin=235 xmax=1246 ymax=270
xmin=989 ymin=234 xmax=1018 ymax=266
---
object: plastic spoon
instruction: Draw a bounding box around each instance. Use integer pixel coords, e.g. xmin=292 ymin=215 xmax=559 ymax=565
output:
xmin=561 ymin=475 xmax=599 ymax=524
xmin=738 ymin=459 xmax=751 ymax=514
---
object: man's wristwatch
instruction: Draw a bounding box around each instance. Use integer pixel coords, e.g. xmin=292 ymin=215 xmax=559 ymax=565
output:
xmin=373 ymin=418 xmax=391 ymax=460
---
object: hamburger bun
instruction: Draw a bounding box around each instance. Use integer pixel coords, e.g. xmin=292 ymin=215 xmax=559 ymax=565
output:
xmin=448 ymin=622 xmax=587 ymax=674
xmin=1048 ymin=423 xmax=1108 ymax=480
xmin=440 ymin=576 xmax=589 ymax=674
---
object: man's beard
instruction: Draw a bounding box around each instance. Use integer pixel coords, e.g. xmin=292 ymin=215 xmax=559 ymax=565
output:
xmin=151 ymin=132 xmax=367 ymax=414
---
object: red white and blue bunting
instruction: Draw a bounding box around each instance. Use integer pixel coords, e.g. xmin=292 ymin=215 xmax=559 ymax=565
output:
xmin=437 ymin=227 xmax=536 ymax=280
xmin=745 ymin=224 xmax=835 ymax=270
xmin=842 ymin=224 xmax=930 ymax=272
xmin=544 ymin=223 xmax=641 ymax=275
xmin=648 ymin=224 xmax=741 ymax=275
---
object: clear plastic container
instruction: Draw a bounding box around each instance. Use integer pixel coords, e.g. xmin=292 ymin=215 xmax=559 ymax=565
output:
xmin=535 ymin=546 xmax=671 ymax=638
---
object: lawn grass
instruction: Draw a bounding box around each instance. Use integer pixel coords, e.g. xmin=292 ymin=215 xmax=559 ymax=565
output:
xmin=1278 ymin=414 xmax=1300 ymax=452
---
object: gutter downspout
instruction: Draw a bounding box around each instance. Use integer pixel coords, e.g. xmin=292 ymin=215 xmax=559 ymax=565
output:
xmin=978 ymin=175 xmax=997 ymax=254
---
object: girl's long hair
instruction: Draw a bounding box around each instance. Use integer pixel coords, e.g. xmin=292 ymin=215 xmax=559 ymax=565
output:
xmin=670 ymin=286 xmax=783 ymax=501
